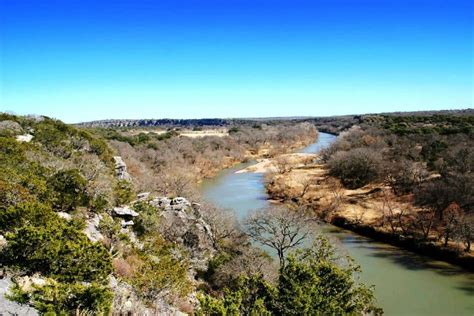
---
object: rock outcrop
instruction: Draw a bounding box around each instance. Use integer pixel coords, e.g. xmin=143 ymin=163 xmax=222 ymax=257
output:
xmin=84 ymin=214 xmax=104 ymax=242
xmin=150 ymin=197 xmax=216 ymax=271
xmin=110 ymin=276 xmax=186 ymax=316
xmin=0 ymin=277 xmax=38 ymax=316
xmin=113 ymin=206 xmax=139 ymax=217
xmin=113 ymin=156 xmax=132 ymax=181
xmin=0 ymin=120 xmax=23 ymax=135
xmin=0 ymin=235 xmax=6 ymax=251
xmin=15 ymin=134 xmax=34 ymax=142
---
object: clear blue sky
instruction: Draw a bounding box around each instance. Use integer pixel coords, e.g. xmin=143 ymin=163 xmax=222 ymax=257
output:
xmin=0 ymin=0 xmax=472 ymax=123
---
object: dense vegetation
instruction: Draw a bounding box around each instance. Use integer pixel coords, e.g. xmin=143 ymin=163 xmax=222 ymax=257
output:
xmin=5 ymin=113 xmax=368 ymax=315
xmin=322 ymin=113 xmax=474 ymax=254
xmin=0 ymin=114 xmax=193 ymax=313
xmin=3 ymin=110 xmax=472 ymax=314
xmin=198 ymin=237 xmax=381 ymax=315
xmin=103 ymin=122 xmax=317 ymax=198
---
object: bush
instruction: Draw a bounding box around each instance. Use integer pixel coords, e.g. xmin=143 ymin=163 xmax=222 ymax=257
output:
xmin=131 ymin=201 xmax=161 ymax=237
xmin=114 ymin=180 xmax=135 ymax=206
xmin=125 ymin=237 xmax=192 ymax=303
xmin=48 ymin=169 xmax=89 ymax=212
xmin=0 ymin=202 xmax=112 ymax=283
xmin=197 ymin=236 xmax=382 ymax=315
xmin=328 ymin=148 xmax=382 ymax=189
xmin=8 ymin=281 xmax=113 ymax=315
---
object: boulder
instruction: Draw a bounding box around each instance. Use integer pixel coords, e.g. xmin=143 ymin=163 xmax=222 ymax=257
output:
xmin=16 ymin=274 xmax=47 ymax=293
xmin=137 ymin=192 xmax=150 ymax=201
xmin=154 ymin=197 xmax=216 ymax=271
xmin=171 ymin=197 xmax=192 ymax=207
xmin=150 ymin=197 xmax=172 ymax=208
xmin=113 ymin=156 xmax=132 ymax=181
xmin=15 ymin=134 xmax=33 ymax=142
xmin=121 ymin=219 xmax=135 ymax=228
xmin=0 ymin=120 xmax=23 ymax=136
xmin=84 ymin=214 xmax=104 ymax=242
xmin=113 ymin=206 xmax=139 ymax=217
xmin=57 ymin=212 xmax=72 ymax=221
xmin=0 ymin=276 xmax=38 ymax=316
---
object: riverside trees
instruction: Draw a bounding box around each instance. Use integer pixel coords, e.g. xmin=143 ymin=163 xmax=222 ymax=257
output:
xmin=321 ymin=114 xmax=474 ymax=254
xmin=198 ymin=208 xmax=382 ymax=315
xmin=245 ymin=207 xmax=316 ymax=268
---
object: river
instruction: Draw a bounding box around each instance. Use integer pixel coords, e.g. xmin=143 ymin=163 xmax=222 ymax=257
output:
xmin=199 ymin=132 xmax=474 ymax=316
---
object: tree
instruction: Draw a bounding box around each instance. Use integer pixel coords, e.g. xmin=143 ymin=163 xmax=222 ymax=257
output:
xmin=328 ymin=148 xmax=382 ymax=189
xmin=48 ymin=169 xmax=88 ymax=212
xmin=458 ymin=217 xmax=474 ymax=252
xmin=197 ymin=235 xmax=382 ymax=316
xmin=411 ymin=209 xmax=436 ymax=241
xmin=438 ymin=203 xmax=463 ymax=247
xmin=200 ymin=203 xmax=241 ymax=249
xmin=245 ymin=207 xmax=317 ymax=268
xmin=0 ymin=202 xmax=112 ymax=283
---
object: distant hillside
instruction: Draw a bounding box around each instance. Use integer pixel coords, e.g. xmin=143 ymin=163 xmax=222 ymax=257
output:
xmin=77 ymin=109 xmax=473 ymax=131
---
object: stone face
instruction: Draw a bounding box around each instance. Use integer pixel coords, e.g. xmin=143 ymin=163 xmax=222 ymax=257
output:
xmin=0 ymin=277 xmax=38 ymax=316
xmin=15 ymin=134 xmax=34 ymax=142
xmin=0 ymin=120 xmax=23 ymax=135
xmin=137 ymin=192 xmax=150 ymax=201
xmin=113 ymin=206 xmax=139 ymax=217
xmin=84 ymin=214 xmax=104 ymax=242
xmin=154 ymin=197 xmax=216 ymax=271
xmin=113 ymin=156 xmax=132 ymax=181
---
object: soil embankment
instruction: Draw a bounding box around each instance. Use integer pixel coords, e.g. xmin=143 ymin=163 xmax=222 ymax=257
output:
xmin=256 ymin=154 xmax=474 ymax=271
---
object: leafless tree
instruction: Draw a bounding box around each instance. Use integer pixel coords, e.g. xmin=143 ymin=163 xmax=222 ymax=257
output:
xmin=411 ymin=209 xmax=436 ymax=240
xmin=379 ymin=190 xmax=409 ymax=235
xmin=245 ymin=206 xmax=317 ymax=268
xmin=457 ymin=216 xmax=473 ymax=252
xmin=274 ymin=156 xmax=293 ymax=174
xmin=438 ymin=203 xmax=463 ymax=247
xmin=211 ymin=247 xmax=278 ymax=288
xmin=199 ymin=202 xmax=242 ymax=248
xmin=299 ymin=176 xmax=314 ymax=199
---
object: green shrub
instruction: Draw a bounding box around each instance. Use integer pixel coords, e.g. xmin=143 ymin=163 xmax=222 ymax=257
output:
xmin=8 ymin=281 xmax=113 ymax=315
xmin=0 ymin=202 xmax=112 ymax=283
xmin=114 ymin=180 xmax=135 ymax=205
xmin=131 ymin=202 xmax=160 ymax=237
xmin=126 ymin=237 xmax=192 ymax=303
xmin=197 ymin=236 xmax=382 ymax=315
xmin=48 ymin=169 xmax=88 ymax=212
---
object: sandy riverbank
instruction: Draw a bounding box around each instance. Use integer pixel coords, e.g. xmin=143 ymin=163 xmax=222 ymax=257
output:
xmin=249 ymin=152 xmax=474 ymax=270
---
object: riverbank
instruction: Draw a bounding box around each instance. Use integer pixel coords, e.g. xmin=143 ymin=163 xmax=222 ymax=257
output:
xmin=201 ymin=132 xmax=474 ymax=315
xmin=260 ymin=155 xmax=474 ymax=272
xmin=196 ymin=135 xmax=319 ymax=182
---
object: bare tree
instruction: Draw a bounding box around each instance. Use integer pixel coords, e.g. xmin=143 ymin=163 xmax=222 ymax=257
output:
xmin=299 ymin=176 xmax=314 ymax=199
xmin=379 ymin=190 xmax=409 ymax=235
xmin=457 ymin=216 xmax=473 ymax=252
xmin=412 ymin=209 xmax=436 ymax=240
xmin=274 ymin=156 xmax=293 ymax=174
xmin=199 ymin=202 xmax=242 ymax=248
xmin=245 ymin=206 xmax=317 ymax=268
xmin=438 ymin=203 xmax=463 ymax=247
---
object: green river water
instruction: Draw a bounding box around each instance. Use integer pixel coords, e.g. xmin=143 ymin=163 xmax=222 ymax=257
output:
xmin=199 ymin=133 xmax=474 ymax=316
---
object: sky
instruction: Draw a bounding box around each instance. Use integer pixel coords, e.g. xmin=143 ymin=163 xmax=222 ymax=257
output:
xmin=0 ymin=0 xmax=472 ymax=123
